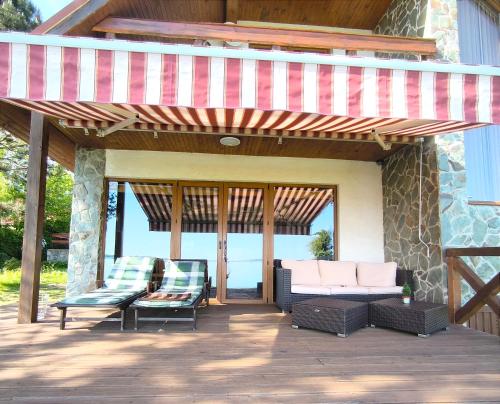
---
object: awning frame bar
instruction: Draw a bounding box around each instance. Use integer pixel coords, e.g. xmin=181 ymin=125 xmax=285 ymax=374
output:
xmin=1 ymin=32 xmax=499 ymax=76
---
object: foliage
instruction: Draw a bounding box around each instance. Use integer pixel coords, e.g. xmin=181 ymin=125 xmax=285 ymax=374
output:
xmin=44 ymin=164 xmax=73 ymax=241
xmin=0 ymin=134 xmax=29 ymax=192
xmin=0 ymin=160 xmax=73 ymax=258
xmin=402 ymin=282 xmax=412 ymax=297
xmin=0 ymin=0 xmax=41 ymax=31
xmin=0 ymin=262 xmax=67 ymax=305
xmin=309 ymin=229 xmax=333 ymax=259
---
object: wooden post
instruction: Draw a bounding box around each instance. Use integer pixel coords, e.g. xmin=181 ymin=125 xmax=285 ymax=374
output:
xmin=447 ymin=256 xmax=461 ymax=324
xmin=18 ymin=112 xmax=49 ymax=324
xmin=113 ymin=182 xmax=125 ymax=261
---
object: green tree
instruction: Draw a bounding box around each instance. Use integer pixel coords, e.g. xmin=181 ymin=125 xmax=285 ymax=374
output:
xmin=44 ymin=164 xmax=73 ymax=240
xmin=0 ymin=0 xmax=41 ymax=31
xmin=309 ymin=229 xmax=333 ymax=259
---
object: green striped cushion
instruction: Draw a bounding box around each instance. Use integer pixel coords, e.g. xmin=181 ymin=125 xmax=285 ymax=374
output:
xmin=104 ymin=256 xmax=157 ymax=290
xmin=159 ymin=260 xmax=206 ymax=294
xmin=60 ymin=289 xmax=141 ymax=305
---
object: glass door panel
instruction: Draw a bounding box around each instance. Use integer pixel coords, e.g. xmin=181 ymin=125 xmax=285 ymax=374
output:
xmin=180 ymin=185 xmax=219 ymax=298
xmin=273 ymin=186 xmax=335 ymax=261
xmin=223 ymin=186 xmax=265 ymax=301
xmin=104 ymin=181 xmax=173 ymax=278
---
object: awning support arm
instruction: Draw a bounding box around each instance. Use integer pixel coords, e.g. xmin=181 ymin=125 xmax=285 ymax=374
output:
xmin=96 ymin=116 xmax=140 ymax=137
xmin=372 ymin=129 xmax=392 ymax=151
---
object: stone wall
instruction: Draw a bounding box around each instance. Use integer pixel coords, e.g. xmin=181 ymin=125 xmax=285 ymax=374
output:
xmin=376 ymin=0 xmax=446 ymax=302
xmin=66 ymin=148 xmax=106 ymax=296
xmin=373 ymin=0 xmax=427 ymax=59
xmin=382 ymin=139 xmax=445 ymax=303
xmin=378 ymin=0 xmax=499 ymax=304
xmin=374 ymin=0 xmax=427 ymax=37
xmin=429 ymin=0 xmax=500 ymax=303
xmin=46 ymin=249 xmax=68 ymax=263
xmin=437 ymin=134 xmax=500 ymax=303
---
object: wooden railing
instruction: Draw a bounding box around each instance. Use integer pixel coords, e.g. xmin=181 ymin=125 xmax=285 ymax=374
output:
xmin=50 ymin=233 xmax=69 ymax=248
xmin=446 ymin=247 xmax=500 ymax=325
xmin=92 ymin=18 xmax=437 ymax=57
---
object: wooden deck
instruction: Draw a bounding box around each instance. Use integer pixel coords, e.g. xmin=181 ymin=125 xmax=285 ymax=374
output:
xmin=0 ymin=303 xmax=499 ymax=403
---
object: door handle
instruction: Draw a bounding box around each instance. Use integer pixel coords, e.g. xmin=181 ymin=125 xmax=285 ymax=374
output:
xmin=223 ymin=240 xmax=227 ymax=263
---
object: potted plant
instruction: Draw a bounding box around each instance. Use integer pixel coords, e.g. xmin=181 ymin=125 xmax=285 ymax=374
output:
xmin=402 ymin=283 xmax=411 ymax=304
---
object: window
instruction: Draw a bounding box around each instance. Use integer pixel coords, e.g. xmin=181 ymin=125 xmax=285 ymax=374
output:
xmin=458 ymin=0 xmax=500 ymax=203
xmin=104 ymin=181 xmax=172 ymax=277
xmin=273 ymin=186 xmax=335 ymax=261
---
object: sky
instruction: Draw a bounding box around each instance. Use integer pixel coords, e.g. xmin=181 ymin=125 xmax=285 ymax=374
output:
xmin=31 ymin=0 xmax=73 ymax=22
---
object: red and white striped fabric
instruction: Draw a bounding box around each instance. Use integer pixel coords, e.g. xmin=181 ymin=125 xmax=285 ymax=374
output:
xmin=0 ymin=39 xmax=498 ymax=140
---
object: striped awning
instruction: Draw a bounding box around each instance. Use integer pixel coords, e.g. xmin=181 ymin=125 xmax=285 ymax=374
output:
xmin=0 ymin=32 xmax=499 ymax=144
xmin=130 ymin=183 xmax=332 ymax=235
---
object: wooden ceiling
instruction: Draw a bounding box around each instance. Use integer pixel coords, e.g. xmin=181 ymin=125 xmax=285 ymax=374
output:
xmin=59 ymin=125 xmax=406 ymax=162
xmin=37 ymin=0 xmax=393 ymax=36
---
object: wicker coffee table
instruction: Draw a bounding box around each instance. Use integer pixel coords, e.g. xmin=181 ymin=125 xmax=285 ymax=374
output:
xmin=369 ymin=298 xmax=449 ymax=337
xmin=292 ymin=298 xmax=368 ymax=337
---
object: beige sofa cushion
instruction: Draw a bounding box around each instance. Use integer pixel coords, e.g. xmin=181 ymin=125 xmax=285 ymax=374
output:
xmin=357 ymin=262 xmax=397 ymax=287
xmin=329 ymin=286 xmax=370 ymax=295
xmin=318 ymin=261 xmax=357 ymax=286
xmin=281 ymin=259 xmax=320 ymax=286
xmin=291 ymin=285 xmax=332 ymax=295
xmin=368 ymin=286 xmax=403 ymax=294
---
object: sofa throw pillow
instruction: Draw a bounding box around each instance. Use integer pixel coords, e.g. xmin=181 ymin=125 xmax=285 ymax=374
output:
xmin=281 ymin=259 xmax=321 ymax=286
xmin=318 ymin=261 xmax=357 ymax=286
xmin=357 ymin=262 xmax=397 ymax=287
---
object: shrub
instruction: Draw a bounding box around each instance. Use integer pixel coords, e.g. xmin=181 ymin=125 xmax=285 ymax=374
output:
xmin=2 ymin=257 xmax=21 ymax=271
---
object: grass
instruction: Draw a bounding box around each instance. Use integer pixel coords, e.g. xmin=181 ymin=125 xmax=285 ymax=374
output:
xmin=0 ymin=262 xmax=67 ymax=306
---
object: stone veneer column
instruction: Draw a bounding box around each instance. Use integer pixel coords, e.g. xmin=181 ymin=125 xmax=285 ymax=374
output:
xmin=66 ymin=148 xmax=106 ymax=296
xmin=382 ymin=139 xmax=445 ymax=302
xmin=375 ymin=0 xmax=447 ymax=303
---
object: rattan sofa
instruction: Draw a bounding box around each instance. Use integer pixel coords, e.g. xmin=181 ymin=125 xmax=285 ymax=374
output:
xmin=274 ymin=259 xmax=414 ymax=312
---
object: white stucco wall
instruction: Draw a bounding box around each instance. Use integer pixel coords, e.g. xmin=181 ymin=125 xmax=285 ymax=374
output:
xmin=106 ymin=150 xmax=385 ymax=263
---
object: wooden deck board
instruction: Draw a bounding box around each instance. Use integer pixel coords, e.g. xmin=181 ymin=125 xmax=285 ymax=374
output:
xmin=0 ymin=303 xmax=499 ymax=403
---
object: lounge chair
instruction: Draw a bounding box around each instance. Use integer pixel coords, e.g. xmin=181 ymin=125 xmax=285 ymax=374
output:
xmin=130 ymin=259 xmax=210 ymax=331
xmin=52 ymin=256 xmax=162 ymax=330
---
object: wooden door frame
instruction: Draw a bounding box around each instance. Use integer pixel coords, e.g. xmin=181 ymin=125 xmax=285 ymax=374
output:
xmin=178 ymin=181 xmax=224 ymax=303
xmin=102 ymin=179 xmax=338 ymax=305
xmin=220 ymin=182 xmax=270 ymax=304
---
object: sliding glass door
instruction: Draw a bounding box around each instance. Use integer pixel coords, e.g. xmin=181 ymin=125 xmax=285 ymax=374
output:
xmin=104 ymin=180 xmax=336 ymax=303
xmin=221 ymin=185 xmax=267 ymax=303
xmin=180 ymin=184 xmax=221 ymax=298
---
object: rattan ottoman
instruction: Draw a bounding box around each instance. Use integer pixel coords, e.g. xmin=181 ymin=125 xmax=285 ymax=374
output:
xmin=369 ymin=298 xmax=449 ymax=337
xmin=292 ymin=298 xmax=368 ymax=337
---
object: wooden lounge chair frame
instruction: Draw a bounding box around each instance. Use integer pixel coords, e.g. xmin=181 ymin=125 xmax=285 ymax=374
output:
xmin=131 ymin=259 xmax=211 ymax=331
xmin=52 ymin=258 xmax=163 ymax=331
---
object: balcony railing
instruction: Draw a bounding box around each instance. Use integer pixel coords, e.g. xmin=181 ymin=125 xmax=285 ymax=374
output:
xmin=92 ymin=18 xmax=437 ymax=59
xmin=446 ymin=247 xmax=500 ymax=328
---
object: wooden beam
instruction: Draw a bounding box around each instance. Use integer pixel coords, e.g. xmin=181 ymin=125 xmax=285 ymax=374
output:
xmin=0 ymin=102 xmax=76 ymax=171
xmin=447 ymin=256 xmax=461 ymax=323
xmin=113 ymin=182 xmax=125 ymax=261
xmin=446 ymin=247 xmax=500 ymax=257
xmin=454 ymin=257 xmax=500 ymax=315
xmin=92 ymin=17 xmax=437 ymax=55
xmin=18 ymin=112 xmax=49 ymax=324
xmin=455 ymin=273 xmax=500 ymax=324
xmin=33 ymin=0 xmax=109 ymax=35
